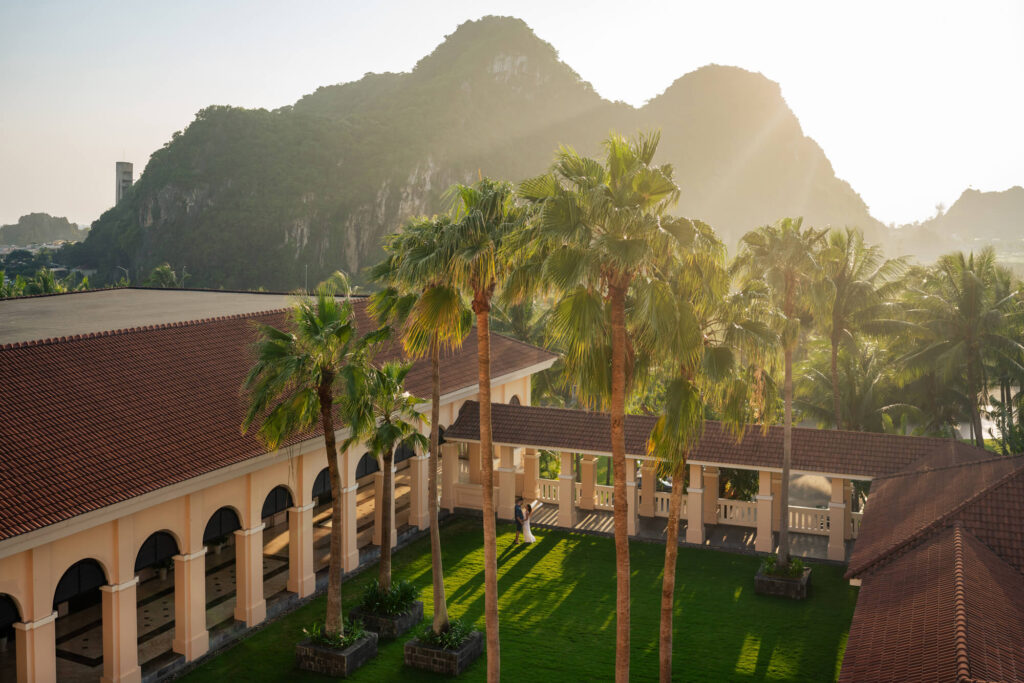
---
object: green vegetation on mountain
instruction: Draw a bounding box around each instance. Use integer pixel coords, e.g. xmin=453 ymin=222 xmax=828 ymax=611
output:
xmin=66 ymin=16 xmax=883 ymax=290
xmin=1 ymin=213 xmax=87 ymax=246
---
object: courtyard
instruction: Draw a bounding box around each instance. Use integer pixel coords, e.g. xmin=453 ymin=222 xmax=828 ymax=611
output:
xmin=182 ymin=517 xmax=857 ymax=682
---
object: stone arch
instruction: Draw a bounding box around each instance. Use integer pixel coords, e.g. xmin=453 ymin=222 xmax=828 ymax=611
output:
xmin=133 ymin=531 xmax=180 ymax=573
xmin=203 ymin=507 xmax=242 ymax=544
xmin=260 ymin=485 xmax=294 ymax=520
xmin=0 ymin=592 xmax=21 ymax=628
xmin=52 ymin=558 xmax=108 ymax=609
xmin=355 ymin=452 xmax=379 ymax=481
xmin=311 ymin=467 xmax=332 ymax=502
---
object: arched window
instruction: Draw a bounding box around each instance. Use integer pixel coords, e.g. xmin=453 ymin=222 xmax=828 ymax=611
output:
xmin=203 ymin=507 xmax=242 ymax=543
xmin=0 ymin=594 xmax=20 ymax=639
xmin=312 ymin=468 xmax=332 ymax=502
xmin=356 ymin=452 xmax=379 ymax=479
xmin=509 ymin=395 xmax=521 ymax=406
xmin=394 ymin=442 xmax=416 ymax=464
xmin=134 ymin=531 xmax=179 ymax=572
xmin=261 ymin=486 xmax=294 ymax=520
xmin=54 ymin=559 xmax=107 ymax=610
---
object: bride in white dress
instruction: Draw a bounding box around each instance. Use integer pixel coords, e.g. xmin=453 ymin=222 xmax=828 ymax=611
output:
xmin=523 ymin=502 xmax=537 ymax=543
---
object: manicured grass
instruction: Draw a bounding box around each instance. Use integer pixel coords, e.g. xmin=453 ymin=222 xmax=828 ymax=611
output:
xmin=183 ymin=518 xmax=857 ymax=681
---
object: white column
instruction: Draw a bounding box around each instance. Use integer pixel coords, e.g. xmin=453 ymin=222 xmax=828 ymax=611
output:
xmin=233 ymin=524 xmax=267 ymax=627
xmin=172 ymin=548 xmax=210 ymax=661
xmin=754 ymin=470 xmax=774 ymax=553
xmin=287 ymin=503 xmax=316 ymax=597
xmin=703 ymin=466 xmax=720 ymax=526
xmin=557 ymin=452 xmax=576 ymax=528
xmin=686 ymin=463 xmax=705 ymax=544
xmin=523 ymin=449 xmax=540 ymax=501
xmin=497 ymin=446 xmax=517 ymax=520
xmin=467 ymin=443 xmax=482 ymax=485
xmin=626 ymin=458 xmax=638 ymax=536
xmin=639 ymin=461 xmax=656 ymax=517
xmin=828 ymin=477 xmax=847 ymax=561
xmin=579 ymin=455 xmax=596 ymax=510
xmin=408 ymin=453 xmax=430 ymax=530
xmin=441 ymin=443 xmax=458 ymax=512
xmin=100 ymin=577 xmax=141 ymax=683
xmin=13 ymin=612 xmax=57 ymax=683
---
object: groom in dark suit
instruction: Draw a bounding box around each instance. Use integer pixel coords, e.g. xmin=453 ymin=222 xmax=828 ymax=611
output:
xmin=514 ymin=497 xmax=525 ymax=544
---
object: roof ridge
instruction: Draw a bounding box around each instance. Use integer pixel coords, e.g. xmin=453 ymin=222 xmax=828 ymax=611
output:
xmin=872 ymin=451 xmax=1020 ymax=483
xmin=952 ymin=523 xmax=971 ymax=683
xmin=0 ymin=306 xmax=293 ymax=350
xmin=851 ymin=458 xmax=1024 ymax=578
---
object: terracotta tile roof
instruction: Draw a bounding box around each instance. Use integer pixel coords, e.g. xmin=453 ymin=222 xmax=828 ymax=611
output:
xmin=846 ymin=455 xmax=1024 ymax=578
xmin=443 ymin=401 xmax=987 ymax=478
xmin=0 ymin=298 xmax=555 ymax=541
xmin=840 ymin=524 xmax=1024 ymax=683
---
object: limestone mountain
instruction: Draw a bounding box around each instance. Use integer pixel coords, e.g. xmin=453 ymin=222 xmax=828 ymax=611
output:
xmin=1 ymin=213 xmax=87 ymax=246
xmin=67 ymin=16 xmax=883 ymax=290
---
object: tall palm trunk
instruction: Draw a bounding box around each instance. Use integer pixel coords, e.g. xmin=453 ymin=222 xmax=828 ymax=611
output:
xmin=318 ymin=375 xmax=345 ymax=636
xmin=967 ymin=359 xmax=985 ymax=448
xmin=830 ymin=333 xmax=842 ymax=429
xmin=609 ymin=282 xmax=631 ymax=683
xmin=659 ymin=460 xmax=686 ymax=682
xmin=475 ymin=300 xmax=500 ymax=682
xmin=779 ymin=348 xmax=793 ymax=566
xmin=429 ymin=339 xmax=450 ymax=632
xmin=380 ymin=447 xmax=394 ymax=590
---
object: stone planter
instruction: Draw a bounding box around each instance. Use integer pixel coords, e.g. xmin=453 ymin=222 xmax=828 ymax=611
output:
xmin=404 ymin=630 xmax=483 ymax=676
xmin=350 ymin=600 xmax=423 ymax=640
xmin=295 ymin=632 xmax=378 ymax=678
xmin=754 ymin=566 xmax=812 ymax=600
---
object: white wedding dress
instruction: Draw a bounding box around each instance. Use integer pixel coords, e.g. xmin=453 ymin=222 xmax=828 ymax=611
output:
xmin=523 ymin=504 xmax=537 ymax=543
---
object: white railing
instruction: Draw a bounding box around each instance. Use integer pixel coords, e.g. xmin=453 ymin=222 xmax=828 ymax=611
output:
xmin=538 ymin=479 xmax=559 ymax=503
xmin=595 ymin=484 xmax=614 ymax=510
xmin=458 ymin=458 xmax=470 ymax=484
xmin=718 ymin=499 xmax=758 ymax=527
xmin=789 ymin=506 xmax=830 ymax=535
xmin=850 ymin=512 xmax=863 ymax=538
xmin=574 ymin=482 xmax=582 ymax=500
xmin=453 ymin=482 xmax=482 ymax=509
xmin=653 ymin=492 xmax=671 ymax=517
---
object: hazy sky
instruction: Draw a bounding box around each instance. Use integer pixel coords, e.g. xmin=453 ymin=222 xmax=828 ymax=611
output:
xmin=1 ymin=0 xmax=1021 ymax=228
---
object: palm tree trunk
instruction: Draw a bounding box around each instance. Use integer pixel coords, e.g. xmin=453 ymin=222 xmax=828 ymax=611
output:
xmin=779 ymin=348 xmax=793 ymax=567
xmin=429 ymin=340 xmax=450 ymax=633
xmin=475 ymin=302 xmax=500 ymax=682
xmin=830 ymin=335 xmax=842 ymax=429
xmin=380 ymin=448 xmax=394 ymax=591
xmin=318 ymin=377 xmax=344 ymax=636
xmin=659 ymin=460 xmax=686 ymax=682
xmin=967 ymin=360 xmax=985 ymax=448
xmin=609 ymin=282 xmax=631 ymax=683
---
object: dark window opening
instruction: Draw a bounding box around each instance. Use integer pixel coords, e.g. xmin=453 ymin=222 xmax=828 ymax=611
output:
xmin=261 ymin=486 xmax=294 ymax=520
xmin=312 ymin=468 xmax=332 ymax=502
xmin=53 ymin=559 xmax=107 ymax=611
xmin=203 ymin=507 xmax=242 ymax=543
xmin=134 ymin=531 xmax=179 ymax=572
xmin=356 ymin=452 xmax=379 ymax=479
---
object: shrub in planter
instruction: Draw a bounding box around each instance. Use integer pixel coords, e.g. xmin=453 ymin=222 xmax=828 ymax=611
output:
xmin=754 ymin=555 xmax=812 ymax=599
xmin=349 ymin=579 xmax=424 ymax=639
xmin=296 ymin=619 xmax=378 ymax=677
xmin=404 ymin=618 xmax=483 ymax=675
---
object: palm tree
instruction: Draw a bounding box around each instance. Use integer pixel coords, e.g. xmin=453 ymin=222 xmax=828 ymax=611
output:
xmin=734 ymin=217 xmax=827 ymax=568
xmin=902 ymin=248 xmax=1023 ymax=447
xmin=145 ymin=262 xmax=186 ymax=288
xmin=519 ymin=131 xmax=691 ymax=682
xmin=241 ymin=284 xmax=380 ymax=636
xmin=445 ymin=178 xmax=524 ymax=681
xmin=811 ymin=228 xmax=907 ymax=428
xmin=340 ymin=360 xmax=429 ymax=590
xmin=369 ymin=215 xmax=470 ymax=632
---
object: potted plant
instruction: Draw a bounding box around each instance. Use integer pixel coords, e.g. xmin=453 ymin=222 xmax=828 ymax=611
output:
xmin=754 ymin=555 xmax=812 ymax=599
xmin=404 ymin=618 xmax=483 ymax=675
xmin=349 ymin=579 xmax=424 ymax=640
xmin=296 ymin=619 xmax=378 ymax=678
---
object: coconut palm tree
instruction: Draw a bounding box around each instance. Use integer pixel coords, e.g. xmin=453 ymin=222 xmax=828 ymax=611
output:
xmin=519 ymin=131 xmax=692 ymax=682
xmin=241 ymin=283 xmax=383 ymax=636
xmin=734 ymin=217 xmax=827 ymax=568
xmin=811 ymin=228 xmax=906 ymax=428
xmin=445 ymin=178 xmax=525 ymax=682
xmin=902 ymin=248 xmax=1024 ymax=447
xmin=369 ymin=215 xmax=470 ymax=632
xmin=339 ymin=360 xmax=429 ymax=590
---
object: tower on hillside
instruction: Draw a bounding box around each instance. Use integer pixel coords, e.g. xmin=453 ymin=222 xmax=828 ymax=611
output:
xmin=115 ymin=162 xmax=133 ymax=205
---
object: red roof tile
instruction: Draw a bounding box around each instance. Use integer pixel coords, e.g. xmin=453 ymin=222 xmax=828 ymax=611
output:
xmin=0 ymin=299 xmax=555 ymax=541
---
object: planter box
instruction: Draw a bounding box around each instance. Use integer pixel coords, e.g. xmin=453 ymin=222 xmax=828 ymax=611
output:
xmin=404 ymin=630 xmax=483 ymax=676
xmin=350 ymin=600 xmax=424 ymax=640
xmin=295 ymin=632 xmax=378 ymax=678
xmin=754 ymin=567 xmax=812 ymax=600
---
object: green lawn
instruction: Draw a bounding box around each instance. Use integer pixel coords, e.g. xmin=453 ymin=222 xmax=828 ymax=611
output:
xmin=183 ymin=518 xmax=857 ymax=682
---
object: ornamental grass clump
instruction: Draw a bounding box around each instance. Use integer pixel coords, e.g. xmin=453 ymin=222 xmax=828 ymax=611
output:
xmin=414 ymin=618 xmax=474 ymax=650
xmin=303 ymin=619 xmax=368 ymax=650
xmin=359 ymin=579 xmax=418 ymax=616
xmin=761 ymin=554 xmax=806 ymax=578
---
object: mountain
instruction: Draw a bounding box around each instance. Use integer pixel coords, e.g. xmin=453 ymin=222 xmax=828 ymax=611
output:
xmin=66 ymin=16 xmax=884 ymax=290
xmin=1 ymin=213 xmax=88 ymax=246
xmin=889 ymin=186 xmax=1024 ymax=264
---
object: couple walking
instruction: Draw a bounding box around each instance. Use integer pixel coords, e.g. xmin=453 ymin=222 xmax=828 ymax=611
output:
xmin=514 ymin=496 xmax=537 ymax=544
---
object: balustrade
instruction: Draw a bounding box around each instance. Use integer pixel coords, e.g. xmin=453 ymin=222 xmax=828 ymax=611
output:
xmin=788 ymin=506 xmax=831 ymax=535
xmin=717 ymin=499 xmax=758 ymax=527
xmin=538 ymin=479 xmax=559 ymax=503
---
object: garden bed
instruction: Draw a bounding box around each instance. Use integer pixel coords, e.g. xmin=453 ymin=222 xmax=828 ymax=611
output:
xmin=404 ymin=629 xmax=483 ymax=676
xmin=349 ymin=600 xmax=424 ymax=640
xmin=295 ymin=632 xmax=378 ymax=678
xmin=754 ymin=566 xmax=812 ymax=600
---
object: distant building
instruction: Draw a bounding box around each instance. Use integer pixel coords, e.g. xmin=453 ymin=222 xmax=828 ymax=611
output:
xmin=115 ymin=161 xmax=133 ymax=205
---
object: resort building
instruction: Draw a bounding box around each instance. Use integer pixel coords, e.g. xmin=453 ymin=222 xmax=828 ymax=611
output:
xmin=0 ymin=288 xmax=1017 ymax=682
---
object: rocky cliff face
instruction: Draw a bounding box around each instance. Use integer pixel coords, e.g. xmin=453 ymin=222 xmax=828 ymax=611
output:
xmin=1 ymin=213 xmax=87 ymax=246
xmin=68 ymin=16 xmax=886 ymax=289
